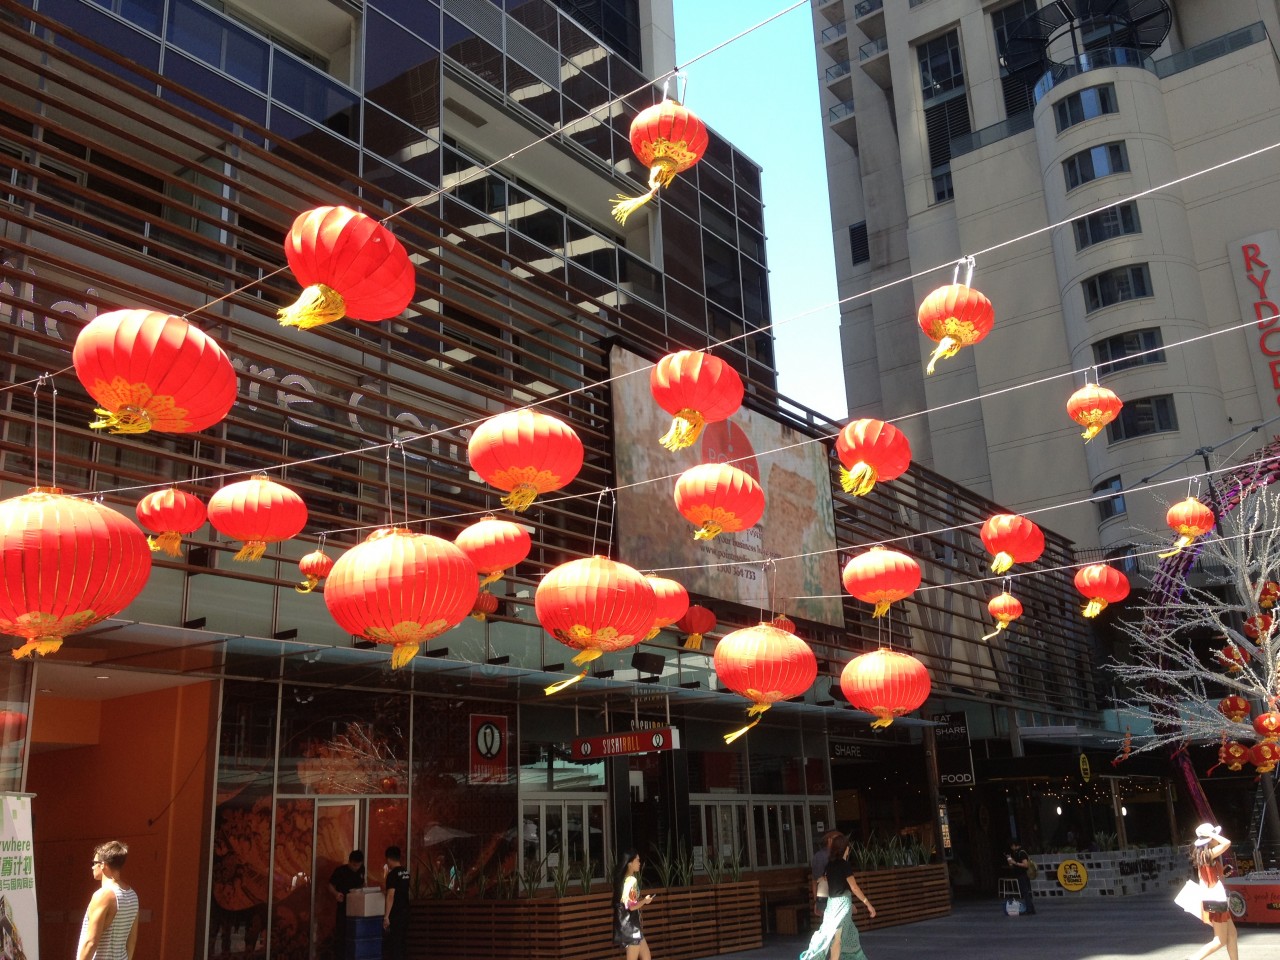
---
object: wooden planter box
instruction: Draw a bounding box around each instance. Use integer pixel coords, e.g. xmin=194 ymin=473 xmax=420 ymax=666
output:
xmin=411 ymin=881 xmax=761 ymax=960
xmin=853 ymin=864 xmax=951 ymax=932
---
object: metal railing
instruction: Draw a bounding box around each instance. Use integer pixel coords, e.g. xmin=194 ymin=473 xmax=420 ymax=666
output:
xmin=1033 ymin=47 xmax=1153 ymax=101
xmin=854 ymin=0 xmax=883 ymax=18
xmin=858 ymin=36 xmax=888 ymax=61
xmin=1153 ymin=21 xmax=1266 ymax=78
xmin=828 ymin=99 xmax=856 ymax=122
xmin=950 ymin=110 xmax=1033 ymax=158
xmin=820 ymin=21 xmax=847 ymax=44
xmin=825 ymin=60 xmax=853 ymax=82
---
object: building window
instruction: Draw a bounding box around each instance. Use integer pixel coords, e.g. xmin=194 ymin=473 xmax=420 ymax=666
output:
xmin=1053 ymin=83 xmax=1118 ymax=132
xmin=918 ymin=31 xmax=969 ymax=206
xmin=1082 ymin=263 xmax=1152 ymax=313
xmin=849 ymin=221 xmax=869 ymax=265
xmin=1063 ymin=141 xmax=1128 ymax=190
xmin=1093 ymin=475 xmax=1126 ymax=523
xmin=1073 ymin=202 xmax=1140 ymax=250
xmin=1092 ymin=328 xmax=1165 ymax=375
xmin=1106 ymin=395 xmax=1178 ymax=443
xmin=918 ymin=31 xmax=964 ymax=100
xmin=993 ymin=0 xmax=1039 ymax=117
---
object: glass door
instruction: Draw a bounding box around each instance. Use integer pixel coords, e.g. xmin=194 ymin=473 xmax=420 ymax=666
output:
xmin=520 ymin=796 xmax=607 ymax=891
xmin=313 ymin=800 xmax=361 ymax=959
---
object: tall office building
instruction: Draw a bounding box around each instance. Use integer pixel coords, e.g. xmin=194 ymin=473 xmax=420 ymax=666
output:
xmin=813 ymin=0 xmax=1280 ymax=557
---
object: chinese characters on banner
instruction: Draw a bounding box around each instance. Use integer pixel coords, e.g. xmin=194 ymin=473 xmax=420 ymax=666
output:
xmin=0 ymin=795 xmax=37 ymax=958
xmin=469 ymin=715 xmax=509 ymax=784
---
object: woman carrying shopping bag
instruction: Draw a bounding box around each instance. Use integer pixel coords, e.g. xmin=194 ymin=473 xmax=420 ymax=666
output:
xmin=1186 ymin=823 xmax=1239 ymax=960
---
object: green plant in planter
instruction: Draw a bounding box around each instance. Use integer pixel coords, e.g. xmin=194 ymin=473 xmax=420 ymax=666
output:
xmin=673 ymin=844 xmax=694 ymax=887
xmin=704 ymin=852 xmax=724 ymax=885
xmin=497 ymin=866 xmax=519 ymax=900
xmin=426 ymin=852 xmax=458 ymax=898
xmin=575 ymin=856 xmax=598 ymax=895
xmin=551 ymin=853 xmax=573 ymax=898
xmin=474 ymin=871 xmax=491 ymax=900
xmin=725 ymin=848 xmax=744 ymax=883
xmin=520 ymin=853 xmax=548 ymax=898
xmin=650 ymin=839 xmax=676 ymax=888
xmin=1093 ymin=831 xmax=1119 ymax=852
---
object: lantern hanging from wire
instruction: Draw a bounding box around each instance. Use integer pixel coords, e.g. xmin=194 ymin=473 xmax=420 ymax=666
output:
xmin=1244 ymin=614 xmax=1272 ymax=640
xmin=1073 ymin=563 xmax=1129 ymax=618
xmin=1251 ymin=741 xmax=1280 ymax=774
xmin=834 ymin=419 xmax=912 ymax=497
xmin=673 ymin=462 xmax=765 ymax=541
xmin=841 ymin=546 xmax=921 ymax=617
xmin=207 ymin=474 xmax=308 ymax=561
xmin=916 ymin=259 xmax=994 ymax=375
xmin=296 ymin=545 xmax=335 ymax=594
xmin=470 ymin=591 xmax=500 ymax=622
xmin=1160 ymin=497 xmax=1215 ymax=557
xmin=1216 ymin=644 xmax=1251 ymax=672
xmin=611 ymin=97 xmax=709 ymax=224
xmin=980 ymin=513 xmax=1045 ymax=574
xmin=644 ymin=576 xmax=690 ymax=640
xmin=713 ymin=622 xmax=818 ymax=743
xmin=1257 ymin=580 xmax=1280 ymax=609
xmin=771 ymin=614 xmax=796 ymax=633
xmin=1067 ymin=383 xmax=1123 ymax=442
xmin=468 ymin=409 xmax=585 ymax=513
xmin=0 ymin=486 xmax=151 ymax=659
xmin=1218 ymin=740 xmax=1250 ymax=772
xmin=1218 ymin=695 xmax=1250 ymax=723
xmin=1254 ymin=710 xmax=1280 ymax=742
xmin=675 ymin=604 xmax=717 ymax=651
xmin=983 ymin=591 xmax=1023 ymax=640
xmin=279 ymin=205 xmax=416 ymax=329
xmin=72 ymin=309 xmax=237 ymax=435
xmin=325 ymin=527 xmax=479 ymax=669
xmin=135 ymin=486 xmax=206 ymax=557
xmin=536 ymin=556 xmax=656 ymax=694
xmin=649 ymin=350 xmax=744 ymax=451
xmin=455 ymin=515 xmax=532 ymax=587
xmin=839 ymin=648 xmax=932 ymax=729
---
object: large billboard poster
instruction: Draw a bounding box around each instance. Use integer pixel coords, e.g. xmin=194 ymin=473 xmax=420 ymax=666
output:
xmin=610 ymin=346 xmax=844 ymax=627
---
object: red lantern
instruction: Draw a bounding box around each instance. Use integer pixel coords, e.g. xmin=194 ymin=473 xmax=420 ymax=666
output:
xmin=1254 ymin=711 xmax=1280 ymax=742
xmin=840 ymin=648 xmax=932 ymax=729
xmin=1160 ymin=497 xmax=1215 ymax=557
xmin=135 ymin=487 xmax=206 ymax=557
xmin=841 ymin=546 xmax=921 ymax=617
xmin=1244 ymin=615 xmax=1272 ymax=640
xmin=980 ymin=514 xmax=1045 ymax=574
xmin=771 ymin=614 xmax=796 ymax=634
xmin=1073 ymin=563 xmax=1129 ymax=618
xmin=468 ymin=409 xmax=584 ymax=513
xmin=296 ymin=548 xmax=335 ymax=594
xmin=536 ymin=556 xmax=656 ymax=694
xmin=1257 ymin=580 xmax=1280 ymax=609
xmin=0 ymin=710 xmax=27 ymax=744
xmin=1218 ymin=695 xmax=1251 ymax=723
xmin=649 ymin=351 xmax=744 ymax=451
xmin=279 ymin=206 xmax=415 ymax=329
xmin=674 ymin=462 xmax=765 ymax=541
xmin=611 ymin=99 xmax=709 ymax=224
xmin=1067 ymin=384 xmax=1123 ymax=442
xmin=644 ymin=576 xmax=690 ymax=640
xmin=917 ymin=283 xmax=994 ymax=375
xmin=1219 ymin=740 xmax=1250 ymax=772
xmin=835 ymin=419 xmax=912 ymax=497
xmin=455 ymin=515 xmax=532 ymax=586
xmin=72 ymin=309 xmax=236 ymax=434
xmin=714 ymin=623 xmax=818 ymax=743
xmin=1251 ymin=741 xmax=1280 ymax=774
xmin=207 ymin=474 xmax=308 ymax=562
xmin=675 ymin=604 xmax=717 ymax=651
xmin=983 ymin=592 xmax=1024 ymax=640
xmin=470 ymin=591 xmax=500 ymax=622
xmin=325 ymin=528 xmax=478 ymax=669
xmin=0 ymin=487 xmax=151 ymax=658
xmin=1216 ymin=645 xmax=1251 ymax=672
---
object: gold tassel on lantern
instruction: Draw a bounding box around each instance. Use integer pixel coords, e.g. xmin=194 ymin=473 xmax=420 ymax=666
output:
xmin=545 ymin=649 xmax=603 ymax=695
xmin=296 ymin=573 xmax=322 ymax=594
xmin=500 ymin=483 xmax=539 ymax=513
xmin=233 ymin=539 xmax=268 ymax=562
xmin=658 ymin=408 xmax=706 ymax=451
xmin=278 ymin=283 xmax=346 ymax=330
xmin=981 ymin=621 xmax=1008 ymax=641
xmin=724 ymin=703 xmax=772 ymax=744
xmin=683 ymin=631 xmax=705 ymax=651
xmin=148 ymin=531 xmax=184 ymax=557
xmin=90 ymin=404 xmax=155 ymax=435
xmin=1082 ymin=599 xmax=1107 ymax=618
xmin=990 ymin=552 xmax=1015 ymax=574
xmin=840 ymin=463 xmax=877 ymax=497
xmin=694 ymin=522 xmax=722 ymax=542
xmin=925 ymin=337 xmax=961 ymax=376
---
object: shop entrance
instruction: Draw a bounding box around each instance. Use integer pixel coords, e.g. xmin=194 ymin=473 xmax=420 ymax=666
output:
xmin=519 ymin=796 xmax=607 ymax=889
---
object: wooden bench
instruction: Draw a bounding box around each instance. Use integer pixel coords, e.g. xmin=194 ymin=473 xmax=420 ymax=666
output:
xmin=752 ymin=867 xmax=813 ymax=934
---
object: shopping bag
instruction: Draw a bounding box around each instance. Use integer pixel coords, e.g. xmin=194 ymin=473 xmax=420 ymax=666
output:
xmin=1174 ymin=879 xmax=1203 ymax=917
xmin=1005 ymin=897 xmax=1024 ymax=916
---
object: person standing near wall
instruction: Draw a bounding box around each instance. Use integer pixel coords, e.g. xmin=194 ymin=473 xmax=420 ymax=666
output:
xmin=328 ymin=849 xmax=365 ymax=946
xmin=1006 ymin=840 xmax=1036 ymax=915
xmin=76 ymin=840 xmax=139 ymax=960
xmin=382 ymin=846 xmax=410 ymax=960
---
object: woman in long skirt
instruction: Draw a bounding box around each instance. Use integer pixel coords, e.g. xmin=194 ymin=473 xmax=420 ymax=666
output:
xmin=799 ymin=835 xmax=875 ymax=960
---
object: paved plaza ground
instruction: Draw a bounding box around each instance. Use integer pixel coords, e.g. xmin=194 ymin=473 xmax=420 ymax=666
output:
xmin=711 ymin=893 xmax=1280 ymax=960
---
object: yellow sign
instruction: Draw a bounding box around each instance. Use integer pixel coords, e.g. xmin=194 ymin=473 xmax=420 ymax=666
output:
xmin=1058 ymin=858 xmax=1088 ymax=891
xmin=1079 ymin=753 xmax=1092 ymax=782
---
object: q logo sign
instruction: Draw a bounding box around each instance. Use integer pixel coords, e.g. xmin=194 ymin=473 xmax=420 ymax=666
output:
xmin=475 ymin=721 xmax=503 ymax=760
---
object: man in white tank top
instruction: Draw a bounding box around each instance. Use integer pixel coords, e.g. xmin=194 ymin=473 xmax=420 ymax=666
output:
xmin=77 ymin=840 xmax=139 ymax=960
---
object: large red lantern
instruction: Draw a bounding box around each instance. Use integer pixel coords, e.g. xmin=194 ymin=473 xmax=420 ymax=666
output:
xmin=1067 ymin=384 xmax=1123 ymax=442
xmin=714 ymin=622 xmax=818 ymax=743
xmin=325 ymin=528 xmax=478 ymax=669
xmin=536 ymin=557 xmax=656 ymax=694
xmin=135 ymin=487 xmax=206 ymax=557
xmin=1219 ymin=740 xmax=1250 ymax=772
xmin=980 ymin=514 xmax=1044 ymax=574
xmin=72 ymin=309 xmax=236 ymax=434
xmin=1257 ymin=580 xmax=1280 ymax=609
xmin=840 ymin=648 xmax=932 ymax=729
xmin=1216 ymin=644 xmax=1251 ymax=672
xmin=1244 ymin=615 xmax=1272 ymax=640
xmin=983 ymin=591 xmax=1023 ymax=640
xmin=841 ymin=546 xmax=921 ymax=617
xmin=1218 ymin=695 xmax=1250 ymax=723
xmin=296 ymin=547 xmax=334 ymax=594
xmin=455 ymin=516 xmax=532 ymax=586
xmin=674 ymin=462 xmax=765 ymax=541
xmin=644 ymin=576 xmax=690 ymax=640
xmin=1073 ymin=563 xmax=1129 ymax=618
xmin=649 ymin=351 xmax=744 ymax=451
xmin=1254 ymin=711 xmax=1280 ymax=742
xmin=279 ymin=206 xmax=415 ymax=329
xmin=1251 ymin=741 xmax=1280 ymax=774
xmin=611 ymin=99 xmax=709 ymax=224
xmin=916 ymin=283 xmax=994 ymax=375
xmin=835 ymin=419 xmax=912 ymax=496
xmin=0 ymin=487 xmax=151 ymax=658
xmin=207 ymin=474 xmax=308 ymax=561
xmin=468 ymin=409 xmax=584 ymax=513
xmin=1161 ymin=497 xmax=1215 ymax=557
xmin=675 ymin=604 xmax=717 ymax=651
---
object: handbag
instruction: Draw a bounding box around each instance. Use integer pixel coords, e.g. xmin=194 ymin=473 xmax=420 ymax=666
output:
xmin=815 ymin=876 xmax=829 ymax=899
xmin=1202 ymin=879 xmax=1228 ymax=913
xmin=1025 ymin=860 xmax=1038 ymax=881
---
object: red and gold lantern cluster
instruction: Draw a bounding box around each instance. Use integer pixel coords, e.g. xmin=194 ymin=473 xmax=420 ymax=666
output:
xmin=645 ymin=576 xmax=690 ymax=640
xmin=1073 ymin=563 xmax=1129 ymax=618
xmin=1251 ymin=741 xmax=1280 ymax=774
xmin=842 ymin=546 xmax=921 ymax=617
xmin=650 ymin=351 xmax=743 ymax=451
xmin=917 ymin=283 xmax=994 ymax=375
xmin=676 ymin=604 xmax=717 ymax=651
xmin=1067 ymin=384 xmax=1123 ymax=442
xmin=1160 ymin=497 xmax=1215 ymax=557
xmin=840 ymin=648 xmax=931 ymax=729
xmin=1258 ymin=580 xmax=1280 ymax=609
xmin=980 ymin=514 xmax=1044 ymax=574
xmin=468 ymin=409 xmax=584 ymax=513
xmin=1218 ymin=740 xmax=1250 ymax=772
xmin=713 ymin=622 xmax=817 ymax=743
xmin=1244 ymin=615 xmax=1272 ymax=640
xmin=1219 ymin=695 xmax=1250 ymax=723
xmin=674 ymin=462 xmax=765 ymax=541
xmin=612 ymin=99 xmax=709 ymax=224
xmin=835 ymin=419 xmax=911 ymax=497
xmin=136 ymin=487 xmax=206 ymax=557
xmin=207 ymin=474 xmax=308 ymax=562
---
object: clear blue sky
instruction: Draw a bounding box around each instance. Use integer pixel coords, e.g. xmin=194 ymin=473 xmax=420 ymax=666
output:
xmin=672 ymin=0 xmax=848 ymax=423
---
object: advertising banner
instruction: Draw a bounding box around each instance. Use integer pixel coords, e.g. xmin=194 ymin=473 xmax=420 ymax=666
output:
xmin=469 ymin=715 xmax=509 ymax=785
xmin=932 ymin=712 xmax=975 ymax=787
xmin=0 ymin=795 xmax=37 ymax=959
xmin=609 ymin=346 xmax=843 ymax=626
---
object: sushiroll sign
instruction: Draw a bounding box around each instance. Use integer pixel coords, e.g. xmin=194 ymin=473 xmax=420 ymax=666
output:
xmin=1232 ymin=230 xmax=1280 ymax=411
